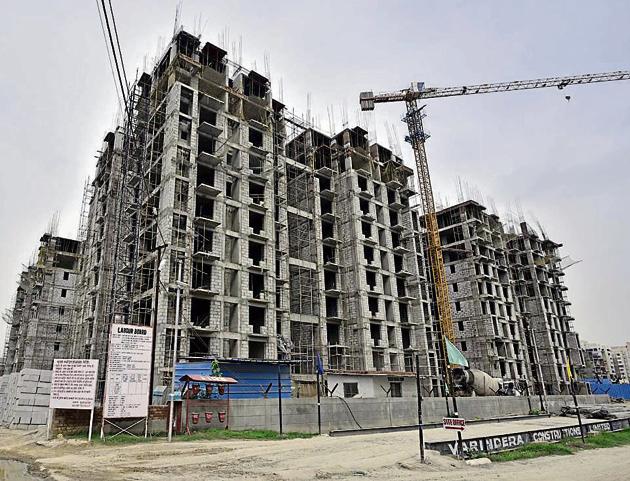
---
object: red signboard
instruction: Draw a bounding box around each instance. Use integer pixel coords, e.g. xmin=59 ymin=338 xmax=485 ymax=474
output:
xmin=443 ymin=417 xmax=466 ymax=431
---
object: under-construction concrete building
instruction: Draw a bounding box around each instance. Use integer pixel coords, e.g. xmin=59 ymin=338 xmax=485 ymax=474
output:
xmin=506 ymin=222 xmax=584 ymax=394
xmin=70 ymin=29 xmax=436 ymax=398
xmin=3 ymin=234 xmax=81 ymax=374
xmin=431 ymin=201 xmax=530 ymax=387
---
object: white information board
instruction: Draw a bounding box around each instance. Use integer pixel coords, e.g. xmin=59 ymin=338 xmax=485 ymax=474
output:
xmin=50 ymin=359 xmax=99 ymax=410
xmin=103 ymin=324 xmax=153 ymax=419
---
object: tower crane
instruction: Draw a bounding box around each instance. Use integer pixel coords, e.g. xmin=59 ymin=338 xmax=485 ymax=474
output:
xmin=360 ymin=70 xmax=630 ymax=392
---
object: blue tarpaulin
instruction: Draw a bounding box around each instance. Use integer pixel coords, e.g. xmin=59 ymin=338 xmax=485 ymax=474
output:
xmin=174 ymin=360 xmax=292 ymax=399
xmin=585 ymin=378 xmax=630 ymax=400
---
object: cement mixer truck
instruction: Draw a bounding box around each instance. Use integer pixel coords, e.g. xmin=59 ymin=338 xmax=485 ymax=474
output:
xmin=451 ymin=367 xmax=520 ymax=396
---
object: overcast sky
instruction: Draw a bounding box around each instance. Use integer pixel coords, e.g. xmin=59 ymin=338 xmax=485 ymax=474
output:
xmin=1 ymin=1 xmax=629 ymax=346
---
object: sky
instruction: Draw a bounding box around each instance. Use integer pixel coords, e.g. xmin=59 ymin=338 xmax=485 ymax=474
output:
xmin=0 ymin=1 xmax=629 ymax=346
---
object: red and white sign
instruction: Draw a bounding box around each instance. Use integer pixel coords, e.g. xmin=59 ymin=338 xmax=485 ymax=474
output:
xmin=50 ymin=359 xmax=99 ymax=410
xmin=443 ymin=417 xmax=466 ymax=431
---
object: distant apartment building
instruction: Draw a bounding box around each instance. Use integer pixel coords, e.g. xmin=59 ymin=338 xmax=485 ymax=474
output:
xmin=3 ymin=234 xmax=80 ymax=373
xmin=583 ymin=341 xmax=618 ymax=380
xmin=611 ymin=343 xmax=630 ymax=382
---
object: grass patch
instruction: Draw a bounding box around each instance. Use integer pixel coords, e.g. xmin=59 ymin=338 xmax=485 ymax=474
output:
xmin=69 ymin=428 xmax=314 ymax=445
xmin=489 ymin=428 xmax=630 ymax=463
xmin=489 ymin=443 xmax=573 ymax=462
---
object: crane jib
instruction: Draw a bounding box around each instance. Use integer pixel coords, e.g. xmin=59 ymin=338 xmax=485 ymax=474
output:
xmin=360 ymin=69 xmax=630 ymax=106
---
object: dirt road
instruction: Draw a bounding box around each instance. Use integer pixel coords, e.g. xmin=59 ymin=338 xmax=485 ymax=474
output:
xmin=1 ymin=422 xmax=630 ymax=481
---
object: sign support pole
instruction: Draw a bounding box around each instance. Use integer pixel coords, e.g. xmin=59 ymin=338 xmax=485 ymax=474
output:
xmin=415 ymin=354 xmax=425 ymax=463
xmin=316 ymin=369 xmax=322 ymax=435
xmin=88 ymin=408 xmax=94 ymax=442
xmin=168 ymin=259 xmax=183 ymax=442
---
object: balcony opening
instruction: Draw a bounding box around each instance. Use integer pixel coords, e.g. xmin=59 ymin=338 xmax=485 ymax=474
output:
xmin=227 ymin=149 xmax=241 ymax=169
xmin=327 ymin=322 xmax=340 ymax=345
xmin=189 ymin=335 xmax=210 ymax=357
xmin=394 ymin=255 xmax=404 ymax=273
xmin=366 ymin=271 xmax=377 ymax=291
xmin=323 ymin=245 xmax=336 ymax=264
xmin=359 ymin=198 xmax=370 ymax=216
xmin=391 ymin=231 xmax=401 ymax=249
xmin=224 ymin=268 xmax=239 ymax=297
xmin=368 ymin=296 xmax=379 ymax=316
xmin=179 ymin=116 xmax=191 ymax=143
xmin=402 ymin=328 xmax=411 ymax=349
xmin=249 ymin=210 xmax=265 ymax=234
xmin=389 ymin=210 xmax=399 ymax=227
xmin=399 ymin=302 xmax=409 ymax=323
xmin=387 ymin=326 xmax=396 ymax=347
xmin=225 ymin=236 xmax=239 ymax=263
xmin=249 ymin=241 xmax=265 ymax=266
xmin=225 ymin=206 xmax=239 ymax=231
xmin=249 ymin=305 xmax=266 ymax=334
xmin=200 ymin=42 xmax=227 ymax=72
xmin=191 ymin=297 xmax=211 ymax=327
xmin=390 ymin=355 xmax=401 ymax=374
xmin=387 ymin=189 xmax=396 ymax=205
xmin=322 ymin=220 xmax=335 ymax=240
xmin=321 ymin=198 xmax=333 ymax=216
xmin=244 ymin=72 xmax=268 ymax=99
xmin=249 ymin=128 xmax=264 ymax=148
xmin=370 ymin=323 xmax=381 ymax=342
xmin=199 ymin=106 xmax=217 ymax=126
xmin=249 ymin=272 xmax=265 ymax=299
xmin=198 ymin=133 xmax=216 ymax=155
xmin=372 ymin=350 xmax=385 ymax=371
xmin=197 ymin=164 xmax=215 ymax=188
xmin=192 ymin=261 xmax=213 ymax=291
xmin=223 ymin=302 xmax=238 ymax=332
xmin=324 ymin=270 xmax=337 ymax=290
xmin=363 ymin=245 xmax=374 ymax=265
xmin=195 ymin=196 xmax=215 ymax=220
xmin=358 ymin=176 xmax=368 ymax=192
xmin=385 ymin=300 xmax=394 ymax=322
xmin=180 ymin=87 xmax=193 ymax=115
xmin=319 ymin=176 xmax=331 ymax=192
xmin=194 ymin=225 xmax=213 ymax=254
xmin=249 ymin=154 xmax=264 ymax=175
xmin=326 ymin=296 xmax=339 ymax=318
xmin=223 ymin=339 xmax=238 ymax=358
xmin=361 ymin=221 xmax=372 ymax=238
xmin=383 ymin=275 xmax=391 ymax=296
xmin=248 ymin=340 xmax=266 ymax=359
xmin=396 ymin=277 xmax=407 ymax=297
xmin=226 ymin=176 xmax=238 ymax=200
xmin=249 ymin=181 xmax=265 ymax=205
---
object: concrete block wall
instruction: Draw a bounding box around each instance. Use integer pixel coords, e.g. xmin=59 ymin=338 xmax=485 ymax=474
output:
xmin=0 ymin=369 xmax=51 ymax=429
xmin=47 ymin=394 xmax=610 ymax=436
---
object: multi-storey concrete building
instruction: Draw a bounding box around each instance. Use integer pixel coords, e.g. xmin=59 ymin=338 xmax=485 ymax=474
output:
xmin=432 ymin=201 xmax=529 ymax=386
xmin=507 ymin=222 xmax=584 ymax=394
xmin=71 ymin=29 xmax=434 ymax=398
xmin=4 ymin=234 xmax=80 ymax=373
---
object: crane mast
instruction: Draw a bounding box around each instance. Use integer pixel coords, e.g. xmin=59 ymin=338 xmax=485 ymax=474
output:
xmin=360 ymin=69 xmax=630 ymax=393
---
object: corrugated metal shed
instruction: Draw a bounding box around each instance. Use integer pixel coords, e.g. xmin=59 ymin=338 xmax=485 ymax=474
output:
xmin=175 ymin=360 xmax=291 ymax=399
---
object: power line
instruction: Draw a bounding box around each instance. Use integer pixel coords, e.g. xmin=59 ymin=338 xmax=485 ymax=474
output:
xmin=107 ymin=0 xmax=129 ymax=95
xmin=98 ymin=0 xmax=128 ymax=111
xmin=95 ymin=0 xmax=123 ymax=113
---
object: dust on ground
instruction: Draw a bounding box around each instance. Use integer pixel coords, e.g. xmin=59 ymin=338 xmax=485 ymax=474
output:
xmin=1 ymin=418 xmax=630 ymax=481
